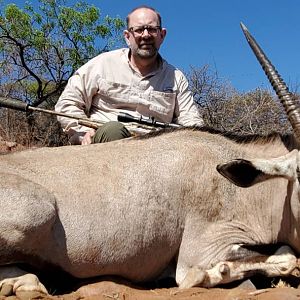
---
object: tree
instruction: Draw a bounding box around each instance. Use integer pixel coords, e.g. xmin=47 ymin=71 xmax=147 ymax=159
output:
xmin=187 ymin=65 xmax=291 ymax=135
xmin=0 ymin=0 xmax=125 ymax=107
xmin=210 ymin=89 xmax=290 ymax=135
xmin=187 ymin=65 xmax=235 ymax=130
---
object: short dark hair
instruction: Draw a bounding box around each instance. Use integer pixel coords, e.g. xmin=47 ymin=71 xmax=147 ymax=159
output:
xmin=126 ymin=5 xmax=162 ymax=29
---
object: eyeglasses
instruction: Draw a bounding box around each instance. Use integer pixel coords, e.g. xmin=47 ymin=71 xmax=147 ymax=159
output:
xmin=128 ymin=25 xmax=161 ymax=36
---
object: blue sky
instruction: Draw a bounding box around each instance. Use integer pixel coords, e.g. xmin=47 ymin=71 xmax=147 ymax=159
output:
xmin=3 ymin=0 xmax=300 ymax=93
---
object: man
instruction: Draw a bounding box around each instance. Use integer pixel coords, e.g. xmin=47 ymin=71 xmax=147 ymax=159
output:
xmin=55 ymin=5 xmax=204 ymax=145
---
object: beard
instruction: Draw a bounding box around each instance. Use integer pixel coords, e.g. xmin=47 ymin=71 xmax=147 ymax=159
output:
xmin=135 ymin=43 xmax=158 ymax=59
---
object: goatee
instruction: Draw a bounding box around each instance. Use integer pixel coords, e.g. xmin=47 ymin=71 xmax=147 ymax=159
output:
xmin=136 ymin=47 xmax=158 ymax=59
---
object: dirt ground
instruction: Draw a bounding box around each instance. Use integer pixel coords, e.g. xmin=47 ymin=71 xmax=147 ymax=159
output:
xmin=70 ymin=281 xmax=300 ymax=300
xmin=1 ymin=279 xmax=300 ymax=300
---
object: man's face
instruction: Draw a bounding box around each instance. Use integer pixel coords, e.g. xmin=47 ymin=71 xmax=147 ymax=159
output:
xmin=124 ymin=8 xmax=166 ymax=59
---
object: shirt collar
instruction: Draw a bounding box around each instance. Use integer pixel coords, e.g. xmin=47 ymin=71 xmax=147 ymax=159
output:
xmin=125 ymin=48 xmax=165 ymax=77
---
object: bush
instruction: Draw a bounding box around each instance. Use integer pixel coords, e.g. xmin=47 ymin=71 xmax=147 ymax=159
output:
xmin=188 ymin=65 xmax=293 ymax=135
xmin=0 ymin=108 xmax=69 ymax=147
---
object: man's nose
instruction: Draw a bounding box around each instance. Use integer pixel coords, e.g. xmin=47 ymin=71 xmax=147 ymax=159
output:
xmin=141 ymin=28 xmax=151 ymax=37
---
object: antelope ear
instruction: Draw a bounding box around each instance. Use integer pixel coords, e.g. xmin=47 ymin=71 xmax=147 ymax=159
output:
xmin=217 ymin=150 xmax=299 ymax=188
xmin=217 ymin=159 xmax=264 ymax=188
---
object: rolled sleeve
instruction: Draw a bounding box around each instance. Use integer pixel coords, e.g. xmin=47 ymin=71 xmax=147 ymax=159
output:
xmin=55 ymin=65 xmax=99 ymax=143
xmin=174 ymin=73 xmax=204 ymax=127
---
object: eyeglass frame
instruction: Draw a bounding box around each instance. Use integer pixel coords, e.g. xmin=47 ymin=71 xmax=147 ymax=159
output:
xmin=128 ymin=25 xmax=162 ymax=36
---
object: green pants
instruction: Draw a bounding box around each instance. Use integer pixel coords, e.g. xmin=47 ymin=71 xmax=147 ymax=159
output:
xmin=92 ymin=121 xmax=132 ymax=144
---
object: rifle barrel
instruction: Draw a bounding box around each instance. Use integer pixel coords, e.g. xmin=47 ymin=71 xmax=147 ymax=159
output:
xmin=0 ymin=97 xmax=179 ymax=134
xmin=0 ymin=97 xmax=105 ymax=126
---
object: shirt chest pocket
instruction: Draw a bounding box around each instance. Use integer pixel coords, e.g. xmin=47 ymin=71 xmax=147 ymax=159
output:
xmin=96 ymin=79 xmax=131 ymax=103
xmin=96 ymin=79 xmax=176 ymax=122
xmin=148 ymin=90 xmax=176 ymax=122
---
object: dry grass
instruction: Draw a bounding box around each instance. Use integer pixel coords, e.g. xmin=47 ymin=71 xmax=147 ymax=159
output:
xmin=0 ymin=108 xmax=68 ymax=148
xmin=271 ymin=279 xmax=291 ymax=288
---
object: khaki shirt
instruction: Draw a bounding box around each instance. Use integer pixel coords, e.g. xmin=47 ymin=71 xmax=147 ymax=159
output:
xmin=55 ymin=48 xmax=203 ymax=144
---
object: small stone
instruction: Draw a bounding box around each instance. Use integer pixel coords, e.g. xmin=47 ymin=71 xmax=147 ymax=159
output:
xmin=238 ymin=279 xmax=257 ymax=290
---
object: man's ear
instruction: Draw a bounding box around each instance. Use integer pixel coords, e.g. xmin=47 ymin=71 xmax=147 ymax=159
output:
xmin=123 ymin=30 xmax=130 ymax=46
xmin=217 ymin=149 xmax=299 ymax=188
xmin=160 ymin=28 xmax=167 ymax=40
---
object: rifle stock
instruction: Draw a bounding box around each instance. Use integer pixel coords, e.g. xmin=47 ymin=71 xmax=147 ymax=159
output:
xmin=0 ymin=97 xmax=180 ymax=134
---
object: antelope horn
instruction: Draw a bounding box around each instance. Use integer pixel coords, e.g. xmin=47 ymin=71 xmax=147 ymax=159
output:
xmin=240 ymin=22 xmax=300 ymax=141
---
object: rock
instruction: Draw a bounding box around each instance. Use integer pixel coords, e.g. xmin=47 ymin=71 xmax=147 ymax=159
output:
xmin=238 ymin=279 xmax=257 ymax=290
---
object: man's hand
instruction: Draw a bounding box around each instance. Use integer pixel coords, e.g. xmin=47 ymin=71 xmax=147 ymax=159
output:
xmin=81 ymin=129 xmax=96 ymax=145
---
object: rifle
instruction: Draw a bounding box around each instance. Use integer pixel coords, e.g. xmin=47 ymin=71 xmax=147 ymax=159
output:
xmin=0 ymin=97 xmax=181 ymax=134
